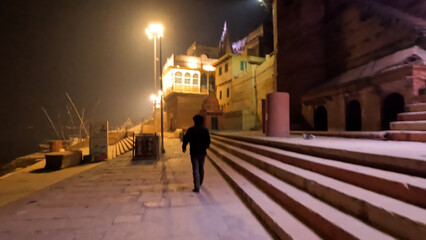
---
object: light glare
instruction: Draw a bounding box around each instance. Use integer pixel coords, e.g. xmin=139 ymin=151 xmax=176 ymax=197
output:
xmin=202 ymin=65 xmax=215 ymax=72
xmin=146 ymin=23 xmax=164 ymax=38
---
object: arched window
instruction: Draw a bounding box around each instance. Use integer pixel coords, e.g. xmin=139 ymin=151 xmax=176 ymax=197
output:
xmin=209 ymin=75 xmax=215 ymax=91
xmin=184 ymin=73 xmax=191 ymax=85
xmin=175 ymin=72 xmax=182 ymax=84
xmin=201 ymin=74 xmax=207 ymax=88
xmin=192 ymin=73 xmax=199 ymax=85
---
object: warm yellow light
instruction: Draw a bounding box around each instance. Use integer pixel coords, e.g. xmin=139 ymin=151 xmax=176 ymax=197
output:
xmin=150 ymin=94 xmax=156 ymax=102
xmin=188 ymin=59 xmax=198 ymax=69
xmin=146 ymin=23 xmax=164 ymax=39
xmin=145 ymin=29 xmax=153 ymax=39
xmin=188 ymin=62 xmax=198 ymax=69
xmin=158 ymin=90 xmax=163 ymax=96
xmin=202 ymin=65 xmax=215 ymax=72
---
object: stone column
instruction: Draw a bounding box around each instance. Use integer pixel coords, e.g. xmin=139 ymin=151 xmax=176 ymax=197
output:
xmin=266 ymin=92 xmax=290 ymax=137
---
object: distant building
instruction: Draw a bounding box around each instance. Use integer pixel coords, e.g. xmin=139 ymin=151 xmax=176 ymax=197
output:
xmin=162 ymin=44 xmax=218 ymax=130
xmin=213 ymin=21 xmax=275 ymax=130
xmin=214 ymin=54 xmax=264 ymax=112
xmin=232 ymin=20 xmax=273 ymax=58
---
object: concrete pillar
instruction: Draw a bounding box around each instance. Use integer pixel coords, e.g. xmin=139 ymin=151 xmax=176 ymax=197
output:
xmin=266 ymin=92 xmax=290 ymax=137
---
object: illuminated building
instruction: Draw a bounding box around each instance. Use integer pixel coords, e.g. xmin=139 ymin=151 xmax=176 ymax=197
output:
xmin=162 ymin=43 xmax=219 ymax=130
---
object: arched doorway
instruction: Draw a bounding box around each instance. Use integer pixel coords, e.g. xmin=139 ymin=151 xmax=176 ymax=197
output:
xmin=314 ymin=106 xmax=328 ymax=131
xmin=382 ymin=93 xmax=405 ymax=130
xmin=211 ymin=117 xmax=218 ymax=130
xmin=346 ymin=100 xmax=362 ymax=131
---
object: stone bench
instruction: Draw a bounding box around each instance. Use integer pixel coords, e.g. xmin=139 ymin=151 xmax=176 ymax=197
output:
xmin=45 ymin=151 xmax=82 ymax=170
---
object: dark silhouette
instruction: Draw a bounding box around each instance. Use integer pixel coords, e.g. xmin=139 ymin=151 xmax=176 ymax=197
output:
xmin=182 ymin=115 xmax=211 ymax=193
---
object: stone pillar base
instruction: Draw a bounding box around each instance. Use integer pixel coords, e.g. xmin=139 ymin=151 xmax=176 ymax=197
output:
xmin=266 ymin=92 xmax=290 ymax=137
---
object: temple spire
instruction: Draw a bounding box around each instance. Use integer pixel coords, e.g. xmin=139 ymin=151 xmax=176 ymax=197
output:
xmin=219 ymin=21 xmax=233 ymax=57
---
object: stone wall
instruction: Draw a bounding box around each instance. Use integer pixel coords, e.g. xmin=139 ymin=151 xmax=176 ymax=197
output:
xmin=273 ymin=0 xmax=426 ymax=128
xmin=255 ymin=55 xmax=276 ymax=119
xmin=302 ymin=66 xmax=425 ymax=131
xmin=323 ymin=1 xmax=422 ymax=78
xmin=164 ymin=93 xmax=208 ymax=130
xmin=274 ymin=0 xmax=326 ymax=127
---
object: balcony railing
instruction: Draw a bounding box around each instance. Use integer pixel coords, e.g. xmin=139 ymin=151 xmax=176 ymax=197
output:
xmin=164 ymin=84 xmax=208 ymax=96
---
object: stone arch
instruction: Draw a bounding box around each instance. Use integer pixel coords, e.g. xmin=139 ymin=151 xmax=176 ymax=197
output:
xmin=314 ymin=106 xmax=328 ymax=131
xmin=382 ymin=93 xmax=405 ymax=130
xmin=346 ymin=100 xmax=362 ymax=131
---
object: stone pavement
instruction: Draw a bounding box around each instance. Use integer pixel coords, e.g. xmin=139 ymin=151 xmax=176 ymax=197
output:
xmin=0 ymin=138 xmax=273 ymax=240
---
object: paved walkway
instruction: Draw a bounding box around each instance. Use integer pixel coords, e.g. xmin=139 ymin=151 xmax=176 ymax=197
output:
xmin=0 ymin=138 xmax=272 ymax=240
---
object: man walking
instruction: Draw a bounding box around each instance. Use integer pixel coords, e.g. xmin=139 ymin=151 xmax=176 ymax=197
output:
xmin=182 ymin=115 xmax=211 ymax=193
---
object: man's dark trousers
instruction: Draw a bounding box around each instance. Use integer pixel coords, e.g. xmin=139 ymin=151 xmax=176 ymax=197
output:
xmin=191 ymin=153 xmax=205 ymax=190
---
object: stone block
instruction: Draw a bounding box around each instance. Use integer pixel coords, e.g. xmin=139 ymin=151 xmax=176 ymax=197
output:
xmin=45 ymin=151 xmax=82 ymax=170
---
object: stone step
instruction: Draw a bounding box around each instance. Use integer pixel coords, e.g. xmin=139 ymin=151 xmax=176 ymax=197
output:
xmin=124 ymin=137 xmax=134 ymax=150
xmin=390 ymin=120 xmax=426 ymax=131
xmin=388 ymin=131 xmax=426 ymax=142
xmin=212 ymin=133 xmax=426 ymax=177
xmin=211 ymin=136 xmax=426 ymax=207
xmin=208 ymin=147 xmax=395 ymax=240
xmin=121 ymin=138 xmax=131 ymax=152
xmin=210 ymin=143 xmax=426 ymax=240
xmin=115 ymin=143 xmax=120 ymax=156
xmin=118 ymin=140 xmax=125 ymax=155
xmin=405 ymin=103 xmax=426 ymax=112
xmin=398 ymin=111 xmax=426 ymax=121
xmin=207 ymin=150 xmax=322 ymax=240
xmin=121 ymin=139 xmax=130 ymax=152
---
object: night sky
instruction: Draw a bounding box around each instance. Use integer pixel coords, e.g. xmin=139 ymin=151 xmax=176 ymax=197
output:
xmin=0 ymin=0 xmax=269 ymax=163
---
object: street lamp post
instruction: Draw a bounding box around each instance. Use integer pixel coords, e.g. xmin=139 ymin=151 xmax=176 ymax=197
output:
xmin=159 ymin=36 xmax=165 ymax=153
xmin=146 ymin=23 xmax=165 ymax=154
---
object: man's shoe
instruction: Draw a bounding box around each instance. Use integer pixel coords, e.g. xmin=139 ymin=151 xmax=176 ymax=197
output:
xmin=192 ymin=188 xmax=199 ymax=193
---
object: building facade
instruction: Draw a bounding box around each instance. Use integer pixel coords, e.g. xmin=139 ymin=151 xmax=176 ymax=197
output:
xmin=212 ymin=20 xmax=275 ymax=130
xmin=214 ymin=54 xmax=265 ymax=113
xmin=162 ymin=46 xmax=218 ymax=130
xmin=272 ymin=0 xmax=426 ymax=133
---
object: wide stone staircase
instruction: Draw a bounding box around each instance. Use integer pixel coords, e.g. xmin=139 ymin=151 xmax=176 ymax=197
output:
xmin=109 ymin=135 xmax=134 ymax=159
xmin=390 ymin=101 xmax=426 ymax=142
xmin=207 ymin=134 xmax=426 ymax=240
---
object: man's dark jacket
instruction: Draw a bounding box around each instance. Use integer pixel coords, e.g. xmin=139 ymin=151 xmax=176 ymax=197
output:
xmin=182 ymin=125 xmax=211 ymax=156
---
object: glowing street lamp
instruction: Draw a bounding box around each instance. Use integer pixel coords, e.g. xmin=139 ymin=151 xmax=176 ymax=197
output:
xmin=145 ymin=23 xmax=164 ymax=92
xmin=146 ymin=23 xmax=165 ymax=154
xmin=150 ymin=94 xmax=157 ymax=103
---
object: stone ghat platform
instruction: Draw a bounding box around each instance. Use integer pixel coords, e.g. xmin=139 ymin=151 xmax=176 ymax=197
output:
xmin=0 ymin=138 xmax=272 ymax=240
xmin=291 ymin=130 xmax=426 ymax=142
xmin=209 ymin=132 xmax=426 ymax=240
